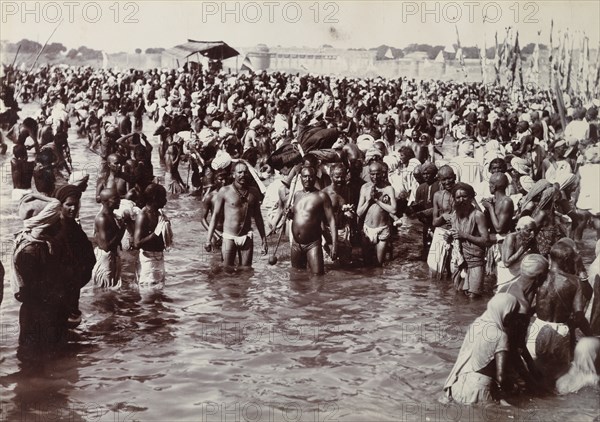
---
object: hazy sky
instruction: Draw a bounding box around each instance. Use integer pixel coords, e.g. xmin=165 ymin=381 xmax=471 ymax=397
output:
xmin=1 ymin=1 xmax=599 ymax=52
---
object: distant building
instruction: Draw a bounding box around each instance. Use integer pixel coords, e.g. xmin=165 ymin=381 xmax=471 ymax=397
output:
xmin=243 ymin=44 xmax=376 ymax=75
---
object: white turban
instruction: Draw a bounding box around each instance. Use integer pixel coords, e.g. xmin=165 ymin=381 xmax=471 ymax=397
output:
xmin=356 ymin=134 xmax=375 ymax=152
xmin=211 ymin=150 xmax=232 ymax=171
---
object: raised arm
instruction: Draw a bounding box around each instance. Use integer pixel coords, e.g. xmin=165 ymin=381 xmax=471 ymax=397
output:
xmin=376 ymin=186 xmax=397 ymax=215
xmin=356 ymin=184 xmax=371 ymax=218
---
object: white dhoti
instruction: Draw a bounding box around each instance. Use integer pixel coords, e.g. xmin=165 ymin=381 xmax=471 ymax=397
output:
xmin=526 ymin=316 xmax=571 ymax=380
xmin=11 ymin=188 xmax=32 ymax=202
xmin=427 ymin=227 xmax=451 ymax=279
xmin=495 ymin=260 xmax=520 ymax=291
xmin=137 ymin=250 xmax=165 ymax=287
xmin=92 ymin=248 xmax=122 ymax=288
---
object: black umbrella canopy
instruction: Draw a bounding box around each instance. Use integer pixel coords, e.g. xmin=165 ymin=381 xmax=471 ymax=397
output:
xmin=165 ymin=40 xmax=239 ymax=61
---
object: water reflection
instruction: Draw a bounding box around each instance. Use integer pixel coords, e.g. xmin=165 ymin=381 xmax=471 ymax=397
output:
xmin=0 ymin=104 xmax=598 ymax=420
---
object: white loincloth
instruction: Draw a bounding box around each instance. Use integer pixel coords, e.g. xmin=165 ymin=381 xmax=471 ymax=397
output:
xmin=222 ymin=231 xmax=253 ymax=247
xmin=427 ymin=227 xmax=452 ymax=279
xmin=526 ymin=315 xmax=569 ymax=360
xmin=137 ymin=250 xmax=165 ymax=287
xmin=92 ymin=247 xmax=122 ymax=288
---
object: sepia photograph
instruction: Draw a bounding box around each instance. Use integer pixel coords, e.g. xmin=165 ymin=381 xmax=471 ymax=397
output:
xmin=0 ymin=1 xmax=599 ymax=420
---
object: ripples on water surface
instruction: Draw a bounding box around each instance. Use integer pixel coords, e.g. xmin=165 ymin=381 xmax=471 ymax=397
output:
xmin=0 ymin=107 xmax=598 ymax=421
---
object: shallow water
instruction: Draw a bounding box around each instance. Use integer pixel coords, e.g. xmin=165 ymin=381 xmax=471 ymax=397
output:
xmin=0 ymin=105 xmax=598 ymax=422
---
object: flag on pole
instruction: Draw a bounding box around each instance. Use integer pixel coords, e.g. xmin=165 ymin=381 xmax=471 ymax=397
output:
xmin=240 ymin=55 xmax=255 ymax=72
xmin=564 ymin=34 xmax=575 ymax=93
xmin=493 ymin=31 xmax=501 ymax=85
xmin=102 ymin=51 xmax=109 ymax=69
xmin=509 ymin=31 xmax=523 ymax=90
xmin=455 ymin=25 xmax=467 ymax=79
xmin=530 ymin=30 xmax=540 ymax=84
xmin=554 ymin=72 xmax=568 ymax=131
xmin=478 ymin=41 xmax=487 ymax=84
xmin=549 ymin=20 xmax=554 ymax=86
xmin=578 ymin=35 xmax=589 ymax=98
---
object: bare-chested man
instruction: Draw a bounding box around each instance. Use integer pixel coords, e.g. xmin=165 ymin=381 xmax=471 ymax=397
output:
xmin=289 ymin=166 xmax=337 ymax=275
xmin=201 ymin=170 xmax=228 ymax=250
xmin=527 ymin=242 xmax=593 ymax=381
xmin=92 ymin=188 xmax=126 ymax=288
xmin=322 ymin=163 xmax=354 ymax=263
xmin=205 ymin=162 xmax=267 ymax=268
xmin=96 ymin=153 xmax=130 ymax=202
xmin=134 ymin=183 xmax=170 ymax=286
xmin=482 ymin=173 xmax=514 ymax=235
xmin=449 ymin=183 xmax=490 ymax=298
xmin=357 ymin=161 xmax=397 ymax=266
xmin=428 ymin=165 xmax=456 ymax=278
xmin=481 ymin=172 xmax=515 ymax=278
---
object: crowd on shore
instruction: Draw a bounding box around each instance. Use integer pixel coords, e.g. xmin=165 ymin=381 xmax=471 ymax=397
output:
xmin=0 ymin=62 xmax=599 ymax=403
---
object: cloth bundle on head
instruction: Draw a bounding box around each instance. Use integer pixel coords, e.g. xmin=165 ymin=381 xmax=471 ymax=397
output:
xmin=383 ymin=154 xmax=400 ymax=172
xmin=584 ymin=146 xmax=600 ymax=164
xmin=18 ymin=193 xmax=57 ymax=221
xmin=511 ymin=157 xmax=532 ymax=175
xmin=365 ymin=148 xmax=383 ymax=163
xmin=249 ymin=119 xmax=261 ymax=130
xmin=54 ymin=184 xmax=82 ymax=203
xmin=520 ymin=176 xmax=535 ymax=193
xmin=356 ymin=134 xmax=375 ymax=152
xmin=211 ymin=150 xmax=232 ymax=171
xmin=520 ymin=180 xmax=553 ymax=214
xmin=516 ymin=216 xmax=536 ymax=230
xmin=18 ymin=196 xmax=61 ymax=241
xmin=553 ymin=139 xmax=567 ymax=150
xmin=520 ymin=254 xmax=549 ymax=278
xmin=457 ymin=140 xmax=474 ymax=157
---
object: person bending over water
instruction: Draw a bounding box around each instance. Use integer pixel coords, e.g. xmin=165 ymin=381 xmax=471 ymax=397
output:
xmin=444 ymin=294 xmax=520 ymax=404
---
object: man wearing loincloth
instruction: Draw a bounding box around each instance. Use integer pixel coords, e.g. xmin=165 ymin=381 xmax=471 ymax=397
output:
xmin=134 ymin=183 xmax=171 ymax=287
xmin=205 ymin=162 xmax=267 ymax=268
xmin=93 ymin=189 xmax=126 ymax=288
xmin=429 ymin=165 xmax=456 ymax=278
xmin=322 ymin=163 xmax=354 ymax=264
xmin=527 ymin=241 xmax=593 ymax=381
xmin=289 ymin=166 xmax=337 ymax=275
xmin=357 ymin=161 xmax=397 ymax=266
xmin=449 ymin=182 xmax=490 ymax=298
xmin=481 ymin=173 xmax=515 ymax=277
